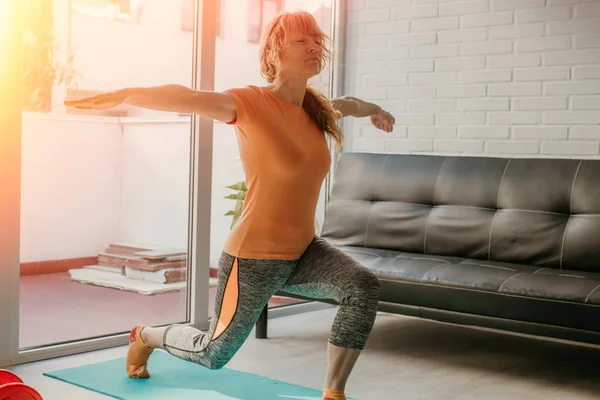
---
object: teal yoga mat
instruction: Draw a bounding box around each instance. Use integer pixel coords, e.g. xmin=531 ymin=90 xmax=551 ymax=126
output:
xmin=43 ymin=350 xmax=358 ymax=399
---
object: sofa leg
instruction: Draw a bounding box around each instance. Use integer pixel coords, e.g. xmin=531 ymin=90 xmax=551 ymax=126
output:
xmin=256 ymin=304 xmax=268 ymax=339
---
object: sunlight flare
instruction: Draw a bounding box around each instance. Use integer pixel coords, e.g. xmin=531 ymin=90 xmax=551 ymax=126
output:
xmin=0 ymin=0 xmax=23 ymax=111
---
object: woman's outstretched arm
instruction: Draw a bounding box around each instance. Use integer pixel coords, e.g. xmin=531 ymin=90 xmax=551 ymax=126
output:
xmin=331 ymin=96 xmax=395 ymax=133
xmin=64 ymin=84 xmax=237 ymax=123
xmin=331 ymin=96 xmax=378 ymax=118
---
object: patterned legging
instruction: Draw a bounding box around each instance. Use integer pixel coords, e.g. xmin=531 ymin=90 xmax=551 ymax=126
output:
xmin=162 ymin=236 xmax=380 ymax=370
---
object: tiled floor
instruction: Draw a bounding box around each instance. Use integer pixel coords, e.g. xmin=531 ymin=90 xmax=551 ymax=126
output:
xmin=8 ymin=308 xmax=600 ymax=400
xmin=20 ymin=272 xmax=304 ymax=349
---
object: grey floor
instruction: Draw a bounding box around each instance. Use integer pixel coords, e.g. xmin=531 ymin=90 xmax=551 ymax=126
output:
xmin=7 ymin=307 xmax=600 ymax=400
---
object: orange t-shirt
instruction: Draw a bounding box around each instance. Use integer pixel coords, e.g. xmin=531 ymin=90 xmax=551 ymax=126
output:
xmin=223 ymin=85 xmax=331 ymax=260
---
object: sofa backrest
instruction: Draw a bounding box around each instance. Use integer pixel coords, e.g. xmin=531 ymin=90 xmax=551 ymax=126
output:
xmin=321 ymin=152 xmax=600 ymax=272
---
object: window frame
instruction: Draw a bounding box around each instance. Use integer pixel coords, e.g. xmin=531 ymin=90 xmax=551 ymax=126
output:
xmin=247 ymin=0 xmax=283 ymax=44
xmin=182 ymin=0 xmax=223 ymax=37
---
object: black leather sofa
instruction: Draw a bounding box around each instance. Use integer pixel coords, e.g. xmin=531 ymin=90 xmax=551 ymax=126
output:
xmin=256 ymin=152 xmax=600 ymax=345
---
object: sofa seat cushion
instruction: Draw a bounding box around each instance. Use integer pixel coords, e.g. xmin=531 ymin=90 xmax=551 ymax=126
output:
xmin=339 ymin=246 xmax=600 ymax=306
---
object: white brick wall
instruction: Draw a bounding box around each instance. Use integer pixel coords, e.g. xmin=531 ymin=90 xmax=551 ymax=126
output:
xmin=343 ymin=0 xmax=600 ymax=158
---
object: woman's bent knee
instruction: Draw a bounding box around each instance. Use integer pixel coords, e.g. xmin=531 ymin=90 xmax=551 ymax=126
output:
xmin=354 ymin=269 xmax=380 ymax=303
xmin=366 ymin=270 xmax=380 ymax=296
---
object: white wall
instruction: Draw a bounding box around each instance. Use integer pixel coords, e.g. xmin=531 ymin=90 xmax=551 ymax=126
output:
xmin=343 ymin=0 xmax=600 ymax=158
xmin=118 ymin=119 xmax=192 ymax=249
xmin=20 ymin=115 xmax=122 ymax=262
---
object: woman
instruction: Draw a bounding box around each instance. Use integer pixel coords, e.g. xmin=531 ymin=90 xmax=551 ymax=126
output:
xmin=66 ymin=11 xmax=395 ymax=400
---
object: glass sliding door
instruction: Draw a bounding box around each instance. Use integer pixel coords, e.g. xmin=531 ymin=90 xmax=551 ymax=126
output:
xmin=0 ymin=0 xmax=216 ymax=366
xmin=18 ymin=0 xmax=194 ymax=350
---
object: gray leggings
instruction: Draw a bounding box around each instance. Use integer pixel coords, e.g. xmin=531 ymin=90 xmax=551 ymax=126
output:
xmin=162 ymin=237 xmax=380 ymax=370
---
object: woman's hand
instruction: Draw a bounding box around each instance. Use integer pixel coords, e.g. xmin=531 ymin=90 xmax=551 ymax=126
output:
xmin=370 ymin=107 xmax=395 ymax=133
xmin=64 ymin=90 xmax=128 ymax=110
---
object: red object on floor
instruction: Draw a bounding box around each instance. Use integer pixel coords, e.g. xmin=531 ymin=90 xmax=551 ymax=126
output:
xmin=0 ymin=382 xmax=44 ymax=400
xmin=0 ymin=369 xmax=23 ymax=384
xmin=20 ymin=272 xmax=305 ymax=349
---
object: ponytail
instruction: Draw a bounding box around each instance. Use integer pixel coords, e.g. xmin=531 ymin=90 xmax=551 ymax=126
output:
xmin=302 ymin=85 xmax=344 ymax=150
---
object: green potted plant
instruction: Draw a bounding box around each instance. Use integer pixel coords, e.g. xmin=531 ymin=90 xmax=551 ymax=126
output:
xmin=224 ymin=181 xmax=247 ymax=229
xmin=22 ymin=29 xmax=78 ymax=113
xmin=21 ymin=0 xmax=79 ymax=113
